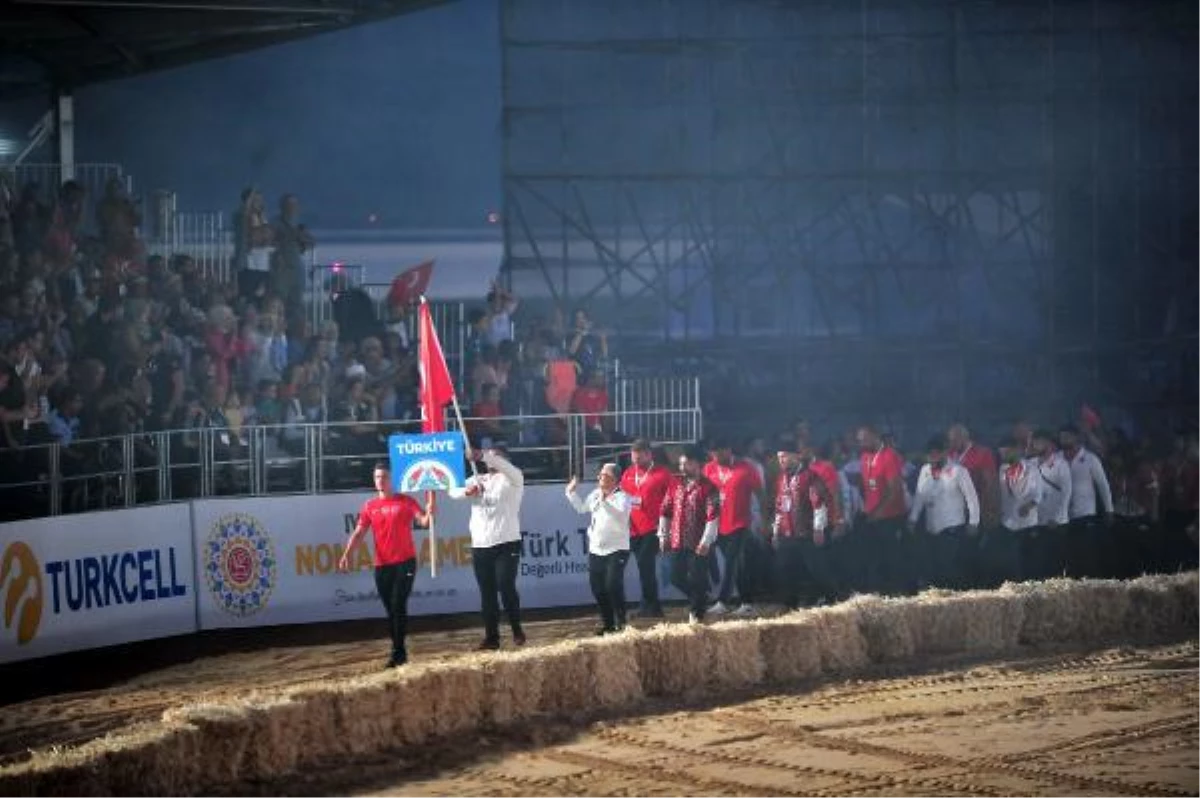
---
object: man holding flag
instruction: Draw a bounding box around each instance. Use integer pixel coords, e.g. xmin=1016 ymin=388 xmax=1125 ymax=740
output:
xmin=418 ymin=295 xmax=529 ymax=651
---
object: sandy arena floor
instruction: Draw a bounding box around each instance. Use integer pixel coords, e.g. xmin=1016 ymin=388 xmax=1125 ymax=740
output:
xmin=3 ymin=614 xmax=1198 ymax=797
xmin=262 ymin=641 xmax=1197 ymax=798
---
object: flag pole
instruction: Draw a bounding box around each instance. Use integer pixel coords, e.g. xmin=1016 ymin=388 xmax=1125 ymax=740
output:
xmin=418 ymin=295 xmax=478 ymax=579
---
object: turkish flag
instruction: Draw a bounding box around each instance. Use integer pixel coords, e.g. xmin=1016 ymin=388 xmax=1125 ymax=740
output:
xmin=388 ymin=259 xmax=435 ymax=308
xmin=418 ymin=300 xmax=456 ymax=433
xmin=1080 ymin=404 xmax=1102 ymax=431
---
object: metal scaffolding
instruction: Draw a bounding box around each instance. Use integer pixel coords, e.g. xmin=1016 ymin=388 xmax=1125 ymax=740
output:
xmin=499 ymin=0 xmax=1197 ymax=437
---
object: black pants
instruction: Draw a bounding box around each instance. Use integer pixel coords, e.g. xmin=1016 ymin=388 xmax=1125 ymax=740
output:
xmin=238 ymin=268 xmax=269 ymax=303
xmin=629 ymin=534 xmax=662 ymax=613
xmin=715 ymin=528 xmax=750 ymax=605
xmin=797 ymin=536 xmax=837 ymax=603
xmin=773 ymin=537 xmax=806 ymax=609
xmin=668 ymin=549 xmax=711 ymax=618
xmin=859 ymin=516 xmax=905 ymax=595
xmin=589 ymin=550 xmax=630 ymax=630
xmin=1065 ymin=516 xmax=1103 ymax=578
xmin=472 ymin=540 xmax=524 ymax=644
xmin=925 ymin=525 xmax=968 ymax=589
xmin=374 ymin=559 xmax=416 ymax=663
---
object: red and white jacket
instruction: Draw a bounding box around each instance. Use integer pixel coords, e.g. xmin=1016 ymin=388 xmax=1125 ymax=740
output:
xmin=658 ymin=476 xmax=721 ymax=553
xmin=773 ymin=467 xmax=831 ymax=541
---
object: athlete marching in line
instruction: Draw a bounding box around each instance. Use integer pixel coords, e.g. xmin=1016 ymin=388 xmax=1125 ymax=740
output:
xmin=339 ymin=461 xmax=434 ymax=669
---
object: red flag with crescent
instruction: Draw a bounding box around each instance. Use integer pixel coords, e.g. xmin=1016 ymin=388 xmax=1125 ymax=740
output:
xmin=418 ymin=300 xmax=455 ymax=433
xmin=388 ymin=259 xmax=435 ymax=308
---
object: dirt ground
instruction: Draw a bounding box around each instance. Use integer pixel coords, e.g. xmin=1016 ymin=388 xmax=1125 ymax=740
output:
xmin=2 ymin=612 xmax=1197 ymax=797
xmin=311 ymin=641 xmax=1198 ymax=798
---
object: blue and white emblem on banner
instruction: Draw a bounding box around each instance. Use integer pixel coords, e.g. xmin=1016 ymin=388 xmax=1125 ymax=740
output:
xmin=387 ymin=433 xmax=466 ymax=493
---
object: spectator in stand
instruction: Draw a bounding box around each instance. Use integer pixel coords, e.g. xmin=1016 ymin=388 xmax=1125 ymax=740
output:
xmin=470 ymin=382 xmax=506 ymax=443
xmin=470 ymin=347 xmax=505 ymax=406
xmin=204 ymin=305 xmax=244 ymax=393
xmin=566 ymin=308 xmax=608 ymax=380
xmin=11 ymin=184 xmax=49 ymax=258
xmin=271 ymin=194 xmax=314 ymax=321
xmin=330 ymin=273 xmax=379 ymax=346
xmin=96 ymin=177 xmax=141 ymax=261
xmin=330 ymin=375 xmax=380 ymax=455
xmin=570 ymin=370 xmax=613 ymax=443
xmin=234 ymin=188 xmax=274 ymax=303
xmin=483 ymin=282 xmax=518 ymax=346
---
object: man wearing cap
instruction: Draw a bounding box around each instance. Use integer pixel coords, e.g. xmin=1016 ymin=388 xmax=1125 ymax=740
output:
xmin=620 ymin=438 xmax=674 ymax=618
xmin=448 ymin=443 xmax=528 ymax=650
xmin=566 ymin=463 xmax=632 ymax=634
xmin=703 ymin=439 xmax=765 ymax=617
xmin=658 ymin=447 xmax=721 ymax=624
xmin=772 ymin=445 xmax=834 ymax=609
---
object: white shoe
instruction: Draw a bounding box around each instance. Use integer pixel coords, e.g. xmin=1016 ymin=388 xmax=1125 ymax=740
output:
xmin=688 ymin=612 xmax=701 ymax=625
xmin=708 ymin=601 xmax=730 ymax=616
xmin=732 ymin=603 xmax=757 ymax=618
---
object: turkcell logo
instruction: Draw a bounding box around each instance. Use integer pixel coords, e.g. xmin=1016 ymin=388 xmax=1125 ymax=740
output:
xmin=44 ymin=547 xmax=188 ymax=614
xmin=388 ymin=433 xmax=466 ymax=493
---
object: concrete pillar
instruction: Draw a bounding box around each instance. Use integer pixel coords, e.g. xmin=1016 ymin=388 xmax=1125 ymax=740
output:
xmin=54 ymin=92 xmax=75 ymax=183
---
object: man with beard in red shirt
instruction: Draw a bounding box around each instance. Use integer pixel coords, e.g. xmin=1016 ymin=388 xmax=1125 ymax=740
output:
xmin=658 ymin=447 xmax=721 ymax=623
xmin=339 ymin=461 xmax=434 ymax=669
xmin=620 ymin=438 xmax=674 ymax=618
xmin=857 ymin=425 xmax=907 ymax=594
xmin=947 ymin=423 xmax=1001 ymax=588
xmin=703 ymin=439 xmax=765 ymax=617
xmin=772 ymin=446 xmax=834 ymax=609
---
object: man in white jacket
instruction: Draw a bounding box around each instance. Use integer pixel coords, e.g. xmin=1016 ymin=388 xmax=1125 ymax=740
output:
xmin=1060 ymin=424 xmax=1115 ymax=578
xmin=908 ymin=435 xmax=980 ymax=589
xmin=565 ymin=463 xmax=632 ymax=634
xmin=448 ymin=444 xmax=526 ymax=650
xmin=1031 ymin=428 xmax=1072 ymax=576
xmin=997 ymin=436 xmax=1043 ymax=582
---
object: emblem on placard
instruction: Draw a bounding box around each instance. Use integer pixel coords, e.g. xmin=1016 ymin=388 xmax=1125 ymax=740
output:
xmin=204 ymin=514 xmax=277 ymax=618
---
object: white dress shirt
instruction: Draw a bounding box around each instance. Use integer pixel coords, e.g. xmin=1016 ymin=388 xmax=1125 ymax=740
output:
xmin=909 ymin=462 xmax=980 ymax=535
xmin=1066 ymin=447 xmax=1114 ymax=519
xmin=999 ymin=461 xmax=1043 ymax=530
xmin=448 ymin=451 xmax=525 ymax=548
xmin=1032 ymin=453 xmax=1072 ymax=526
xmin=566 ymin=486 xmax=632 ymax=556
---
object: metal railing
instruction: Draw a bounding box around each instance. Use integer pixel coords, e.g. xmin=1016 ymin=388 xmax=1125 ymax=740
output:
xmin=144 ymin=209 xmax=232 ymax=284
xmin=0 ymin=400 xmax=701 ymax=523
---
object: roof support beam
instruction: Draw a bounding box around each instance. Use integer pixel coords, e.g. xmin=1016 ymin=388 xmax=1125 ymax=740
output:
xmin=11 ymin=0 xmax=355 ymax=15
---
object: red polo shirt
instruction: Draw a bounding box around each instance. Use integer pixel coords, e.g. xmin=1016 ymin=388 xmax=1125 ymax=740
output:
xmin=571 ymin=386 xmax=608 ymax=428
xmin=703 ymin=459 xmax=762 ymax=534
xmin=621 ymin=463 xmax=675 ymax=537
xmin=860 ymin=446 xmax=906 ymax=520
xmin=953 ymin=444 xmax=1000 ymax=526
xmin=358 ymin=494 xmax=421 ymax=566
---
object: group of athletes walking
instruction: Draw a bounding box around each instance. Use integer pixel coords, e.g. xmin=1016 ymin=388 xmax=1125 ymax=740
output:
xmin=340 ymin=426 xmax=1196 ymax=669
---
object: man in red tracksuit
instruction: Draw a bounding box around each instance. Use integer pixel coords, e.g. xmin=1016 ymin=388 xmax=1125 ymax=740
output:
xmin=857 ymin=425 xmax=908 ymax=594
xmin=620 ymin=438 xmax=674 ymax=618
xmin=772 ymin=446 xmax=833 ymax=609
xmin=658 ymin=447 xmax=721 ymax=623
xmin=703 ymin=439 xmax=765 ymax=617
xmin=339 ymin=461 xmax=434 ymax=669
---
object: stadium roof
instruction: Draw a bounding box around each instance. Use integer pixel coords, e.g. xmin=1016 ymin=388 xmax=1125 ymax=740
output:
xmin=0 ymin=0 xmax=448 ymax=102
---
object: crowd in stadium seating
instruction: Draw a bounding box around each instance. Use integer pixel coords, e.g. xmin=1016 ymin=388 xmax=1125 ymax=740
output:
xmin=0 ymin=177 xmax=621 ymax=518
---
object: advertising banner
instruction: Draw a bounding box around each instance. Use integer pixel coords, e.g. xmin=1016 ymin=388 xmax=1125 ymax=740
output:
xmin=192 ymin=484 xmax=662 ymax=630
xmin=0 ymin=504 xmax=196 ymax=664
xmin=386 ymin=432 xmax=466 ymax=492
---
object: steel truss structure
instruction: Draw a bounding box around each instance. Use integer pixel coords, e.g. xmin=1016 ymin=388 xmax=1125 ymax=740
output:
xmin=499 ymin=0 xmax=1197 ymax=437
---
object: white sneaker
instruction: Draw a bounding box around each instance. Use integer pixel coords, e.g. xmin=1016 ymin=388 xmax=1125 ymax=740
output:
xmin=732 ymin=603 xmax=757 ymax=618
xmin=688 ymin=612 xmax=701 ymax=625
xmin=708 ymin=601 xmax=730 ymax=616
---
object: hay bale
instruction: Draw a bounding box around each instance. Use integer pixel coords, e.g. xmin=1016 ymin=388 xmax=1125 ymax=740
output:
xmin=273 ymin=686 xmax=344 ymax=766
xmin=1125 ymin=572 xmax=1199 ymax=641
xmin=1070 ymin=579 xmax=1131 ymax=642
xmin=755 ymin=615 xmax=823 ymax=683
xmin=159 ymin=703 xmax=257 ymax=784
xmin=701 ymin=623 xmax=764 ymax=689
xmin=1007 ymin=578 xmax=1084 ymax=645
xmin=421 ymin=661 xmax=487 ymax=738
xmin=579 ymin=633 xmax=643 ymax=710
xmin=958 ymin=591 xmax=1026 ymax=653
xmin=534 ymin=643 xmax=593 ymax=715
xmin=479 ymin=649 xmax=545 ymax=727
xmin=633 ymin=625 xmax=708 ymax=697
xmin=846 ymin=595 xmax=916 ymax=662
xmin=807 ymin=605 xmax=870 ymax=673
xmin=336 ymin=676 xmax=403 ymax=752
